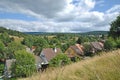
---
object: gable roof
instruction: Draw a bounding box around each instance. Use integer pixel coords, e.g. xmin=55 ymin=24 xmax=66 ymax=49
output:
xmin=71 ymin=44 xmax=84 ymax=56
xmin=34 ymin=55 xmax=43 ymax=69
xmin=34 ymin=55 xmax=42 ymax=64
xmin=40 ymin=48 xmax=61 ymax=62
xmin=90 ymin=42 xmax=104 ymax=50
xmin=65 ymin=44 xmax=84 ymax=57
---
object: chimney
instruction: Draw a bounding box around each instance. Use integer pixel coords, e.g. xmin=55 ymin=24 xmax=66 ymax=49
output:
xmin=54 ymin=47 xmax=57 ymax=53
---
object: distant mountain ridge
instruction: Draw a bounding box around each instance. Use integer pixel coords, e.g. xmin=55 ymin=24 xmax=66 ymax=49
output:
xmin=0 ymin=27 xmax=108 ymax=36
xmin=24 ymin=31 xmax=108 ymax=35
xmin=80 ymin=31 xmax=108 ymax=35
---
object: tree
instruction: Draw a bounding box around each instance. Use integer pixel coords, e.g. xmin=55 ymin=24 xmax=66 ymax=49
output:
xmin=104 ymin=38 xmax=117 ymax=50
xmin=11 ymin=50 xmax=36 ymax=77
xmin=0 ymin=32 xmax=12 ymax=46
xmin=22 ymin=36 xmax=34 ymax=48
xmin=0 ymin=40 xmax=5 ymax=58
xmin=116 ymin=38 xmax=120 ymax=48
xmin=34 ymin=38 xmax=49 ymax=54
xmin=49 ymin=54 xmax=71 ymax=67
xmin=0 ymin=40 xmax=5 ymax=76
xmin=83 ymin=43 xmax=93 ymax=56
xmin=6 ymin=41 xmax=25 ymax=58
xmin=49 ymin=38 xmax=61 ymax=48
xmin=109 ymin=14 xmax=120 ymax=38
xmin=77 ymin=36 xmax=89 ymax=44
xmin=77 ymin=37 xmax=84 ymax=44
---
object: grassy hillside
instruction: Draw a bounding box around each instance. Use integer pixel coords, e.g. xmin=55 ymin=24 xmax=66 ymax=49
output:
xmin=21 ymin=49 xmax=120 ymax=80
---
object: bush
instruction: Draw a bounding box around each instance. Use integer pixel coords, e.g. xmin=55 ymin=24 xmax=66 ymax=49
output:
xmin=0 ymin=40 xmax=5 ymax=58
xmin=116 ymin=38 xmax=120 ymax=48
xmin=0 ymin=64 xmax=4 ymax=76
xmin=104 ymin=38 xmax=117 ymax=50
xmin=11 ymin=50 xmax=36 ymax=77
xmin=49 ymin=54 xmax=71 ymax=67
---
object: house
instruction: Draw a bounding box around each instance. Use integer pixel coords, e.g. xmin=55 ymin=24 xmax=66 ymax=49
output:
xmin=40 ymin=48 xmax=62 ymax=64
xmin=0 ymin=59 xmax=5 ymax=78
xmin=26 ymin=46 xmax=36 ymax=54
xmin=4 ymin=59 xmax=16 ymax=78
xmin=90 ymin=42 xmax=104 ymax=53
xmin=31 ymin=46 xmax=36 ymax=52
xmin=34 ymin=55 xmax=43 ymax=71
xmin=65 ymin=44 xmax=84 ymax=61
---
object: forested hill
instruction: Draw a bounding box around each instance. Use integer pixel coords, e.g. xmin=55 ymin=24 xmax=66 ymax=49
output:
xmin=24 ymin=31 xmax=108 ymax=35
xmin=0 ymin=27 xmax=108 ymax=37
xmin=80 ymin=31 xmax=108 ymax=35
xmin=0 ymin=27 xmax=27 ymax=37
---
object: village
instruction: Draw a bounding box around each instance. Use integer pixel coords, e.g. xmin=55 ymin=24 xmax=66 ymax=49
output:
xmin=0 ymin=37 xmax=105 ymax=79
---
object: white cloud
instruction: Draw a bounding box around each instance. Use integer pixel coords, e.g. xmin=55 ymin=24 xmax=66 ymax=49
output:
xmin=106 ymin=5 xmax=120 ymax=13
xmin=0 ymin=0 xmax=120 ymax=32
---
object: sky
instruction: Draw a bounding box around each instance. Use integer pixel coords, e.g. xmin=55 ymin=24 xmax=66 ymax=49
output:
xmin=0 ymin=0 xmax=120 ymax=32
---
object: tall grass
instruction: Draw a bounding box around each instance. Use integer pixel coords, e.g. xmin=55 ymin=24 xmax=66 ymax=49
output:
xmin=20 ymin=49 xmax=120 ymax=80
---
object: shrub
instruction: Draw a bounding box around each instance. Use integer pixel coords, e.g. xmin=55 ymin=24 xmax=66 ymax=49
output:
xmin=104 ymin=37 xmax=117 ymax=50
xmin=11 ymin=50 xmax=36 ymax=77
xmin=0 ymin=40 xmax=5 ymax=58
xmin=0 ymin=64 xmax=4 ymax=76
xmin=49 ymin=53 xmax=71 ymax=67
xmin=116 ymin=38 xmax=120 ymax=48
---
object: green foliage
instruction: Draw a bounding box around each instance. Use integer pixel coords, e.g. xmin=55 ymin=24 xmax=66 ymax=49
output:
xmin=49 ymin=38 xmax=61 ymax=47
xmin=6 ymin=42 xmax=25 ymax=59
xmin=12 ymin=50 xmax=36 ymax=77
xmin=83 ymin=43 xmax=93 ymax=56
xmin=0 ymin=40 xmax=5 ymax=58
xmin=8 ymin=41 xmax=25 ymax=53
xmin=0 ymin=27 xmax=26 ymax=37
xmin=77 ymin=36 xmax=89 ymax=44
xmin=104 ymin=37 xmax=117 ymax=50
xmin=22 ymin=35 xmax=35 ymax=48
xmin=0 ymin=64 xmax=4 ymax=76
xmin=109 ymin=14 xmax=120 ymax=38
xmin=116 ymin=37 xmax=120 ymax=48
xmin=61 ymin=43 xmax=69 ymax=52
xmin=34 ymin=38 xmax=49 ymax=54
xmin=0 ymin=32 xmax=12 ymax=46
xmin=49 ymin=53 xmax=71 ymax=67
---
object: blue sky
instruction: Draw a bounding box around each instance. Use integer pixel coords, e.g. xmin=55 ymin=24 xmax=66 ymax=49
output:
xmin=0 ymin=12 xmax=37 ymax=21
xmin=0 ymin=0 xmax=120 ymax=32
xmin=93 ymin=0 xmax=120 ymax=12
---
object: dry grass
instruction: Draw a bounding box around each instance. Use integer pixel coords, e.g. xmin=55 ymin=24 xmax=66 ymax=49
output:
xmin=10 ymin=36 xmax=24 ymax=43
xmin=20 ymin=49 xmax=120 ymax=80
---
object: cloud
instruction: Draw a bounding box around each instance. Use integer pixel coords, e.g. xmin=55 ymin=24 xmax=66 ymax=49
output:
xmin=0 ymin=0 xmax=66 ymax=19
xmin=106 ymin=5 xmax=120 ymax=13
xmin=0 ymin=0 xmax=120 ymax=32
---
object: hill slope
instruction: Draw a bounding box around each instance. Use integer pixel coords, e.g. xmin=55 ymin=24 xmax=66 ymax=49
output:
xmin=22 ymin=49 xmax=120 ymax=80
xmin=0 ymin=27 xmax=27 ymax=37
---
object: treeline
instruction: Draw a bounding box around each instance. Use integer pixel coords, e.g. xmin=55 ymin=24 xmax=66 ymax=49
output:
xmin=0 ymin=27 xmax=27 ymax=37
xmin=104 ymin=14 xmax=120 ymax=50
xmin=25 ymin=31 xmax=108 ymax=36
